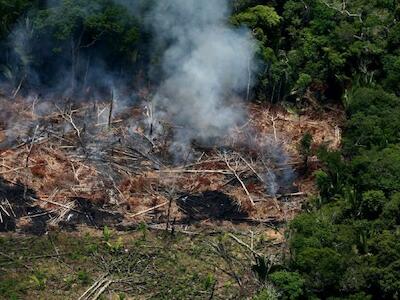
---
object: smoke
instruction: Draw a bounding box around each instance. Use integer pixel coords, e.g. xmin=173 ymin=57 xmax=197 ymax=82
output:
xmin=0 ymin=16 xmax=39 ymax=95
xmin=264 ymin=140 xmax=295 ymax=196
xmin=0 ymin=0 xmax=141 ymax=101
xmin=264 ymin=167 xmax=279 ymax=196
xmin=3 ymin=0 xmax=255 ymax=142
xmin=0 ymin=1 xmax=297 ymax=194
xmin=141 ymin=0 xmax=256 ymax=152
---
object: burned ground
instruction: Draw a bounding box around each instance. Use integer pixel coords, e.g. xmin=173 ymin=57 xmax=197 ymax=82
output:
xmin=0 ymin=177 xmax=49 ymax=235
xmin=58 ymin=197 xmax=122 ymax=231
xmin=0 ymin=94 xmax=344 ymax=300
xmin=0 ymin=177 xmax=122 ymax=234
xmin=177 ymin=191 xmax=248 ymax=221
xmin=0 ymin=95 xmax=344 ymax=235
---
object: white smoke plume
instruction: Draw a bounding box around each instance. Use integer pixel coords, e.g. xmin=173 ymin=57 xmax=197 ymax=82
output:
xmin=139 ymin=0 xmax=256 ymax=148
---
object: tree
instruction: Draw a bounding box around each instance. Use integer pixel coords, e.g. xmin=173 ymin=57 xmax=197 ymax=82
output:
xmin=316 ymin=147 xmax=349 ymax=200
xmin=298 ymin=132 xmax=312 ymax=171
xmin=360 ymin=190 xmax=386 ymax=219
xmin=0 ymin=0 xmax=34 ymax=39
xmin=4 ymin=0 xmax=142 ymax=93
xmin=231 ymin=5 xmax=281 ymax=29
xmin=294 ymin=247 xmax=343 ymax=292
xmin=232 ymin=4 xmax=284 ymax=102
xmin=351 ymin=146 xmax=400 ymax=194
xmin=381 ymin=193 xmax=400 ymax=227
xmin=344 ymin=87 xmax=399 ymax=117
xmin=269 ymin=271 xmax=305 ymax=300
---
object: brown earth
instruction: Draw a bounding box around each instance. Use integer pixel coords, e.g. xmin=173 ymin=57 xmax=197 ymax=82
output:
xmin=0 ymin=96 xmax=345 ymax=237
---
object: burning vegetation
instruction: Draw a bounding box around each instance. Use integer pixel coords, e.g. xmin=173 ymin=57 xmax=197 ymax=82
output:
xmin=0 ymin=93 xmax=343 ymax=235
xmin=0 ymin=8 xmax=346 ymax=292
xmin=0 ymin=0 xmax=344 ymax=236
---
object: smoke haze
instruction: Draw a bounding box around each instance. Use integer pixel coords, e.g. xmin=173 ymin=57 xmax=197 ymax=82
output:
xmin=0 ymin=0 xmax=296 ymax=197
xmin=142 ymin=0 xmax=256 ymax=147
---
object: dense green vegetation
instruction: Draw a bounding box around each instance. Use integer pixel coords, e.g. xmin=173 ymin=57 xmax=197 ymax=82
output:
xmin=0 ymin=0 xmax=149 ymax=93
xmin=279 ymin=86 xmax=400 ymax=299
xmin=1 ymin=0 xmax=400 ymax=299
xmin=1 ymin=0 xmax=399 ymax=101
xmin=232 ymin=1 xmax=400 ymax=299
xmin=233 ymin=0 xmax=400 ymax=104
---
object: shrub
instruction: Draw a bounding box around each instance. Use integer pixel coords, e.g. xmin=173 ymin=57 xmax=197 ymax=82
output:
xmin=360 ymin=190 xmax=386 ymax=219
xmin=269 ymin=271 xmax=305 ymax=300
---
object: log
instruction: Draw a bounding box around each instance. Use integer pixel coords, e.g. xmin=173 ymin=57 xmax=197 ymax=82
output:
xmin=277 ymin=192 xmax=306 ymax=198
xmin=30 ymin=197 xmax=81 ymax=213
xmin=0 ymin=164 xmax=44 ymax=175
xmin=157 ymin=169 xmax=232 ymax=175
xmin=128 ymin=202 xmax=168 ymax=218
xmin=237 ymin=153 xmax=265 ymax=184
xmin=25 ymin=125 xmax=39 ymax=167
xmin=78 ymin=274 xmax=108 ymax=300
xmin=224 ymin=155 xmax=255 ymax=206
xmin=92 ymin=279 xmax=113 ymax=300
xmin=228 ymin=233 xmax=261 ymax=257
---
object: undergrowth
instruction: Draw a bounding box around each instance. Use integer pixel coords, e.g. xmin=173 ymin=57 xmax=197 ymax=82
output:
xmin=0 ymin=227 xmax=280 ymax=299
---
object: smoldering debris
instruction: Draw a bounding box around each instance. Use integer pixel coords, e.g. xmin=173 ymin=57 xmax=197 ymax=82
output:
xmin=0 ymin=1 xmax=324 ymax=235
xmin=146 ymin=0 xmax=256 ymax=157
xmin=0 ymin=177 xmax=50 ymax=235
xmin=2 ymin=0 xmax=257 ymax=158
xmin=177 ymin=191 xmax=248 ymax=221
xmin=0 ymin=176 xmax=122 ymax=234
xmin=0 ymin=96 xmax=315 ymax=234
xmin=59 ymin=197 xmax=122 ymax=231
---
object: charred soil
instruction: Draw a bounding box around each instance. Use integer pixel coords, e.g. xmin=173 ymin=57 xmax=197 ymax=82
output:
xmin=0 ymin=96 xmax=344 ymax=236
